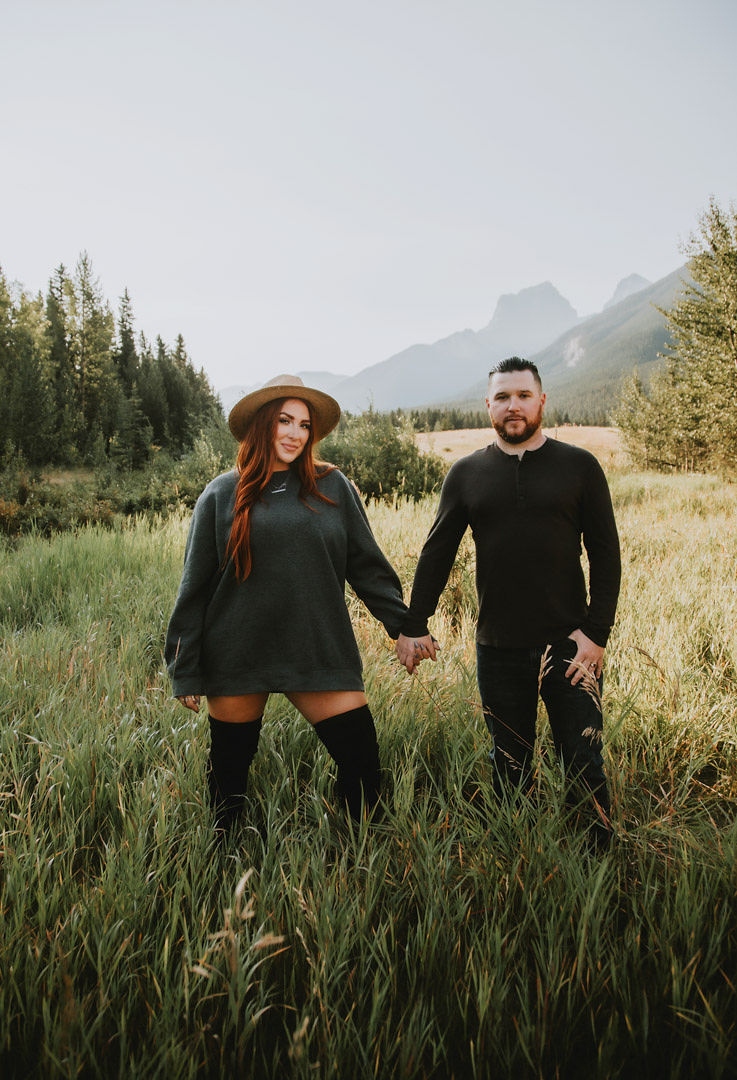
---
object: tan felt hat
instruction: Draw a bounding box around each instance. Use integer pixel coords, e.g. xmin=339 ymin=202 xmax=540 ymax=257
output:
xmin=227 ymin=374 xmax=341 ymax=442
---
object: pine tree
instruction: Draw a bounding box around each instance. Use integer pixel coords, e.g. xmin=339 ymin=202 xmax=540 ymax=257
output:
xmin=156 ymin=336 xmax=187 ymax=452
xmin=66 ymin=253 xmax=118 ymax=459
xmin=137 ymin=333 xmax=169 ymax=446
xmin=0 ymin=279 xmax=54 ymax=467
xmin=45 ymin=265 xmax=79 ymax=462
xmin=10 ymin=291 xmax=55 ymax=465
xmin=110 ymin=386 xmax=153 ymax=469
xmin=113 ymin=289 xmax=139 ymax=394
xmin=615 ymin=198 xmax=737 ymax=471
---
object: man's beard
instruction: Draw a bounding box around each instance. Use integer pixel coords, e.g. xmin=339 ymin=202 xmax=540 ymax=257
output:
xmin=492 ymin=404 xmax=544 ymax=445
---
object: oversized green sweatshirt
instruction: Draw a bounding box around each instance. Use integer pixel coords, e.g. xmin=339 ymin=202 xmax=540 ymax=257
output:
xmin=165 ymin=467 xmax=407 ymax=696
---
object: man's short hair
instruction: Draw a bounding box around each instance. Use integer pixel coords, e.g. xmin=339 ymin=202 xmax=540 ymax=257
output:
xmin=488 ymin=356 xmax=542 ymax=391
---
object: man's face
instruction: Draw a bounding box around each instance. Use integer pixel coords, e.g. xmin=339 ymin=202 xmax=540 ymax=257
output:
xmin=486 ymin=370 xmax=546 ymax=445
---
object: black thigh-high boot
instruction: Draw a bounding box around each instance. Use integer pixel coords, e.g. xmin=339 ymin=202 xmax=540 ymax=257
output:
xmin=313 ymin=705 xmax=381 ymax=820
xmin=207 ymin=715 xmax=262 ymax=836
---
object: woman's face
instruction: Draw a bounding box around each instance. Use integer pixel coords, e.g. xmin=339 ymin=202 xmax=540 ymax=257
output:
xmin=272 ymin=398 xmax=311 ymax=467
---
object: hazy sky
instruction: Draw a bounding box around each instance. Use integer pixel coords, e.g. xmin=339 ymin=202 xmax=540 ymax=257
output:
xmin=3 ymin=0 xmax=736 ymax=392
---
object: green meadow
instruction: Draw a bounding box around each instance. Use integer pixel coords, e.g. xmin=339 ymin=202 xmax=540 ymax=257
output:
xmin=1 ymin=470 xmax=735 ymax=1078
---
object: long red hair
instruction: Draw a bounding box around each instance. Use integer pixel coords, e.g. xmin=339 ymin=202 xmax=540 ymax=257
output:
xmin=224 ymin=397 xmax=335 ymax=581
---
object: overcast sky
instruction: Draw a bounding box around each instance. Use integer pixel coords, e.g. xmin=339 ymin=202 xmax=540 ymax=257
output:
xmin=3 ymin=0 xmax=736 ymax=392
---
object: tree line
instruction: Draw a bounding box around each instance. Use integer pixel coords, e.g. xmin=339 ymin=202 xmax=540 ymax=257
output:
xmin=394 ymin=401 xmax=607 ymax=432
xmin=392 ymin=406 xmax=491 ymax=431
xmin=0 ymin=253 xmax=222 ymax=470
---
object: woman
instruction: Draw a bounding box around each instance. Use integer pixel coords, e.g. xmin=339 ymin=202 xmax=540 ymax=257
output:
xmin=165 ymin=374 xmax=409 ymax=836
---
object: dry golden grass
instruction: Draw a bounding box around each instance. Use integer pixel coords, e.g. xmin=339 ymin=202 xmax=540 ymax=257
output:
xmin=416 ymin=425 xmax=625 ymax=468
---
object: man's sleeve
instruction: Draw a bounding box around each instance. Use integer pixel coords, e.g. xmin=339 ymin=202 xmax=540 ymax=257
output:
xmin=580 ymin=457 xmax=621 ymax=647
xmin=400 ymin=463 xmax=469 ymax=637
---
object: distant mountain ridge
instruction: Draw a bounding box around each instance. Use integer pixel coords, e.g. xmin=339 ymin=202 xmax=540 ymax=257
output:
xmin=448 ymin=266 xmax=689 ymax=420
xmin=218 ymin=266 xmax=687 ymax=422
xmin=328 ymin=282 xmax=580 ymax=412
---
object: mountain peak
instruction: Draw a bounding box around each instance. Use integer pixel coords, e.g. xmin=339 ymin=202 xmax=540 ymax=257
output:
xmin=604 ymin=274 xmax=651 ymax=310
xmin=478 ymin=281 xmax=579 ymax=356
xmin=491 ymin=280 xmax=578 ymax=320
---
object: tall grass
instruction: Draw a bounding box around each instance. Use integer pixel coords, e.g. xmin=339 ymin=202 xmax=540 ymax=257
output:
xmin=1 ymin=472 xmax=735 ymax=1078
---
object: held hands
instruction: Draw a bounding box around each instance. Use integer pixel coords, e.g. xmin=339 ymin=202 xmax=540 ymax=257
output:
xmin=395 ymin=633 xmax=439 ymax=675
xmin=177 ymin=695 xmax=201 ymax=712
xmin=565 ymin=628 xmax=605 ymax=685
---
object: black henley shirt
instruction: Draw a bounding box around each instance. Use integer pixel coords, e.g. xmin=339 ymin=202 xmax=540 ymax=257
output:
xmin=401 ymin=438 xmax=621 ymax=649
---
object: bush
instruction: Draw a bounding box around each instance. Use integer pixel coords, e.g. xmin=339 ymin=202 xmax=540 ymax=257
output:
xmin=0 ymin=430 xmax=235 ymax=539
xmin=319 ymin=408 xmax=445 ymax=500
xmin=89 ymin=430 xmax=236 ymax=516
xmin=0 ymin=466 xmax=115 ymax=538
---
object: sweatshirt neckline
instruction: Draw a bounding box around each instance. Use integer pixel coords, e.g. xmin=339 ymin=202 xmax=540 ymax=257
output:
xmin=267 ymin=467 xmax=294 ymax=493
xmin=491 ymin=436 xmax=550 ymax=461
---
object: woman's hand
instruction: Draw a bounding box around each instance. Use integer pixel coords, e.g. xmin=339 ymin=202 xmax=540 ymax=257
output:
xmin=395 ymin=633 xmax=439 ymax=674
xmin=177 ymin=695 xmax=201 ymax=712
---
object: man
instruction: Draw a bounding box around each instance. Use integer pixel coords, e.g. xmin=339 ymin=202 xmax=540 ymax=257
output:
xmin=396 ymin=357 xmax=621 ymax=846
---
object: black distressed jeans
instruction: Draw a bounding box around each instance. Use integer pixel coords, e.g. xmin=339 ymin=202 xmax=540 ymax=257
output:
xmin=476 ymin=638 xmax=610 ymax=837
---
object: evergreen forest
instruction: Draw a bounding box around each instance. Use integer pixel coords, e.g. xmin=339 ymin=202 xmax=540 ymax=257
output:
xmin=0 ymin=253 xmax=223 ymax=471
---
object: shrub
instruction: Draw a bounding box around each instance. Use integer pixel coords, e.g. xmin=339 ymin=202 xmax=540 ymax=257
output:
xmin=0 ymin=473 xmax=115 ymax=539
xmin=319 ymin=408 xmax=445 ymax=500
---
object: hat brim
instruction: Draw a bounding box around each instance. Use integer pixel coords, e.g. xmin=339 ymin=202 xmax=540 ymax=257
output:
xmin=228 ymin=383 xmax=341 ymax=443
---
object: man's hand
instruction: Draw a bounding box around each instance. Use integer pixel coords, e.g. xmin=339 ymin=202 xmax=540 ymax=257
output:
xmin=177 ymin=694 xmax=201 ymax=712
xmin=565 ymin=629 xmax=604 ymax=685
xmin=395 ymin=633 xmax=438 ymax=675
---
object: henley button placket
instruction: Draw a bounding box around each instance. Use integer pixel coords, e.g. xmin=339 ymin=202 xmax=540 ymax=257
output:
xmin=515 ymin=455 xmax=525 ymax=507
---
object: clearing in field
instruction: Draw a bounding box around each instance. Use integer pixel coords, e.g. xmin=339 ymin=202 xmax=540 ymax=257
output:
xmin=417 ymin=424 xmax=625 ymax=468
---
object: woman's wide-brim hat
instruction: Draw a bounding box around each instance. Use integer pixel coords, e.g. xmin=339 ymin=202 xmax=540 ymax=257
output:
xmin=228 ymin=374 xmax=341 ymax=442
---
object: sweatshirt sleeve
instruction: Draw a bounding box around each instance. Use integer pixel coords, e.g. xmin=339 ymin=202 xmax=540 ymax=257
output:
xmin=164 ymin=488 xmax=222 ymax=696
xmin=579 ymin=456 xmax=621 ymax=647
xmin=340 ymin=474 xmax=408 ymax=639
xmin=400 ymin=462 xmax=470 ymax=637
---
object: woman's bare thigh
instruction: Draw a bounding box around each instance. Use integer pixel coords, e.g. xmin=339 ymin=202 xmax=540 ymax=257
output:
xmin=207 ymin=690 xmax=367 ymax=725
xmin=286 ymin=690 xmax=368 ymax=725
xmin=207 ymin=694 xmax=269 ymax=723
